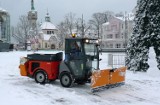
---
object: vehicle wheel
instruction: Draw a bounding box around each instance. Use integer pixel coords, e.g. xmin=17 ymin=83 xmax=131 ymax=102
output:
xmin=35 ymin=70 xmax=47 ymax=84
xmin=60 ymin=72 xmax=73 ymax=87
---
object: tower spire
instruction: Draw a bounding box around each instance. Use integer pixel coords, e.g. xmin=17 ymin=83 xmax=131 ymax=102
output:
xmin=31 ymin=0 xmax=35 ymax=10
xmin=45 ymin=10 xmax=51 ymax=22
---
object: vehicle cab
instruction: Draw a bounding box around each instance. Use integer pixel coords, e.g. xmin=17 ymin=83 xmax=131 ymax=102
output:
xmin=59 ymin=38 xmax=100 ymax=87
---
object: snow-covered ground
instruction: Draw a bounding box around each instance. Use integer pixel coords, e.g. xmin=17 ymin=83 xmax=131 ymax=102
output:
xmin=0 ymin=48 xmax=160 ymax=105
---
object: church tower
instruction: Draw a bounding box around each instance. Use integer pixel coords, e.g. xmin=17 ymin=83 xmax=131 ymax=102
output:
xmin=45 ymin=11 xmax=51 ymax=22
xmin=28 ymin=0 xmax=37 ymax=30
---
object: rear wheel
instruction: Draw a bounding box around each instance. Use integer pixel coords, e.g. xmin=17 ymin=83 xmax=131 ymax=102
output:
xmin=35 ymin=70 xmax=47 ymax=84
xmin=60 ymin=72 xmax=73 ymax=87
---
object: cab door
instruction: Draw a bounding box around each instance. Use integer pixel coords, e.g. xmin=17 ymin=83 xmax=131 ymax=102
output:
xmin=64 ymin=39 xmax=85 ymax=79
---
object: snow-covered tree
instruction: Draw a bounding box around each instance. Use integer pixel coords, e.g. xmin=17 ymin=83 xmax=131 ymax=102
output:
xmin=11 ymin=15 xmax=30 ymax=49
xmin=126 ymin=0 xmax=160 ymax=71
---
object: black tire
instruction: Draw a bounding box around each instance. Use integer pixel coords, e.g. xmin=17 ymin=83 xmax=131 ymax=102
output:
xmin=60 ymin=72 xmax=73 ymax=87
xmin=34 ymin=70 xmax=47 ymax=84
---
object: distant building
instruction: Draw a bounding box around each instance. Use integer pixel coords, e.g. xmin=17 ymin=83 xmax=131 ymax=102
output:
xmin=28 ymin=0 xmax=37 ymax=31
xmin=101 ymin=13 xmax=134 ymax=49
xmin=38 ymin=12 xmax=59 ymax=50
xmin=0 ymin=8 xmax=10 ymax=43
xmin=27 ymin=0 xmax=38 ymax=50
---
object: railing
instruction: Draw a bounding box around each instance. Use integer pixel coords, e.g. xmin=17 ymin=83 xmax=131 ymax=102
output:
xmin=102 ymin=48 xmax=126 ymax=53
xmin=108 ymin=53 xmax=126 ymax=68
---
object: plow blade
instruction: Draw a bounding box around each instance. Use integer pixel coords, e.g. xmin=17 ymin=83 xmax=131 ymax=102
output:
xmin=91 ymin=67 xmax=127 ymax=91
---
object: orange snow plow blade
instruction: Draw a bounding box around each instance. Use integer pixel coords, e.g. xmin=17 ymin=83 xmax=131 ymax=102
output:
xmin=19 ymin=64 xmax=27 ymax=76
xmin=91 ymin=67 xmax=127 ymax=90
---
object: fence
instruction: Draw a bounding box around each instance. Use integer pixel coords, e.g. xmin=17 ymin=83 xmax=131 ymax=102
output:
xmin=108 ymin=53 xmax=126 ymax=68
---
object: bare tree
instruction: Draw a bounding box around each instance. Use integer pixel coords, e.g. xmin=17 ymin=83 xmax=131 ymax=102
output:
xmin=57 ymin=21 xmax=68 ymax=48
xmin=89 ymin=11 xmax=114 ymax=39
xmin=75 ymin=17 xmax=87 ymax=37
xmin=89 ymin=12 xmax=105 ymax=38
xmin=103 ymin=11 xmax=114 ymax=22
xmin=12 ymin=15 xmax=30 ymax=49
xmin=64 ymin=12 xmax=76 ymax=36
xmin=12 ymin=15 xmax=40 ymax=50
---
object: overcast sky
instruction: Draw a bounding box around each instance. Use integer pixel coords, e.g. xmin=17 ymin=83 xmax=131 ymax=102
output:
xmin=1 ymin=0 xmax=137 ymax=26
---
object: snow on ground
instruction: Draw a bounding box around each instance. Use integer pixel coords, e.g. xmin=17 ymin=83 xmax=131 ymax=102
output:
xmin=0 ymin=48 xmax=160 ymax=105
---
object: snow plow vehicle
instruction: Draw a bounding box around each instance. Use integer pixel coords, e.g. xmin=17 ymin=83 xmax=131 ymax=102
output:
xmin=19 ymin=37 xmax=126 ymax=91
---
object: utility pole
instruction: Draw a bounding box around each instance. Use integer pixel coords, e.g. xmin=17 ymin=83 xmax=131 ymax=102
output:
xmin=81 ymin=14 xmax=85 ymax=38
xmin=124 ymin=11 xmax=128 ymax=66
xmin=124 ymin=12 xmax=128 ymax=50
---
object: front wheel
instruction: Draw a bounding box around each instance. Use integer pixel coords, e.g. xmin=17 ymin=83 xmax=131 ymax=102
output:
xmin=60 ymin=72 xmax=73 ymax=87
xmin=34 ymin=70 xmax=47 ymax=84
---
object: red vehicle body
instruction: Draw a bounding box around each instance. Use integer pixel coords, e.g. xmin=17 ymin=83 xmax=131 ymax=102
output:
xmin=27 ymin=60 xmax=61 ymax=80
xmin=19 ymin=52 xmax=63 ymax=83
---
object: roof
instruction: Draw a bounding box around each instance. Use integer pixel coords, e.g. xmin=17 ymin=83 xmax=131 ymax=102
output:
xmin=102 ymin=22 xmax=110 ymax=26
xmin=43 ymin=34 xmax=59 ymax=41
xmin=0 ymin=7 xmax=9 ymax=15
xmin=0 ymin=7 xmax=7 ymax=12
xmin=116 ymin=12 xmax=134 ymax=21
xmin=116 ymin=17 xmax=125 ymax=21
xmin=41 ymin=22 xmax=57 ymax=30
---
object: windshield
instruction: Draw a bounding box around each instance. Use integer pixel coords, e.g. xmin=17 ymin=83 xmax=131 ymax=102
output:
xmin=84 ymin=43 xmax=97 ymax=56
xmin=84 ymin=43 xmax=99 ymax=70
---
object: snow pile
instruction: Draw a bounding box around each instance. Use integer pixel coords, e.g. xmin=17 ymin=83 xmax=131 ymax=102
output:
xmin=0 ymin=50 xmax=160 ymax=105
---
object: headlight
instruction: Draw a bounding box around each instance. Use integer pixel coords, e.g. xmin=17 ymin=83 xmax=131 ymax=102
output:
xmin=85 ymin=39 xmax=89 ymax=43
xmin=96 ymin=40 xmax=99 ymax=44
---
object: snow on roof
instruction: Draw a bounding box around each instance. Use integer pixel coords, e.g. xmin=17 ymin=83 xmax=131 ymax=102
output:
xmin=128 ymin=12 xmax=135 ymax=21
xmin=43 ymin=34 xmax=51 ymax=40
xmin=102 ymin=22 xmax=110 ymax=26
xmin=41 ymin=22 xmax=57 ymax=30
xmin=38 ymin=30 xmax=43 ymax=34
xmin=116 ymin=17 xmax=125 ymax=21
xmin=116 ymin=13 xmax=134 ymax=21
xmin=31 ymin=10 xmax=37 ymax=13
xmin=0 ymin=7 xmax=7 ymax=13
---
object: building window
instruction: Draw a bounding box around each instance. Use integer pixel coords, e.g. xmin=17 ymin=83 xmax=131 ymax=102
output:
xmin=115 ymin=34 xmax=120 ymax=38
xmin=121 ymin=33 xmax=124 ymax=39
xmin=116 ymin=44 xmax=121 ymax=48
xmin=107 ymin=34 xmax=113 ymax=38
xmin=111 ymin=25 xmax=117 ymax=31
xmin=47 ymin=31 xmax=53 ymax=34
xmin=122 ymin=24 xmax=124 ymax=29
xmin=109 ymin=44 xmax=113 ymax=48
xmin=123 ymin=43 xmax=126 ymax=48
xmin=45 ymin=43 xmax=47 ymax=48
xmin=39 ymin=44 xmax=41 ymax=48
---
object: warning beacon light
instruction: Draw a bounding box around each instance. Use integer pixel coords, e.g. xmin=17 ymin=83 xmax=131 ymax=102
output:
xmin=72 ymin=33 xmax=76 ymax=38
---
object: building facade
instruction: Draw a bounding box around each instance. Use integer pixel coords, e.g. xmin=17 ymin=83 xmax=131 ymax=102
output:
xmin=0 ymin=8 xmax=10 ymax=43
xmin=101 ymin=13 xmax=134 ymax=49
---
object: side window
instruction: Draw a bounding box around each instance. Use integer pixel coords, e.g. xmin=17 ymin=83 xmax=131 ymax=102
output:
xmin=65 ymin=40 xmax=83 ymax=62
xmin=31 ymin=62 xmax=40 ymax=72
xmin=70 ymin=41 xmax=81 ymax=53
